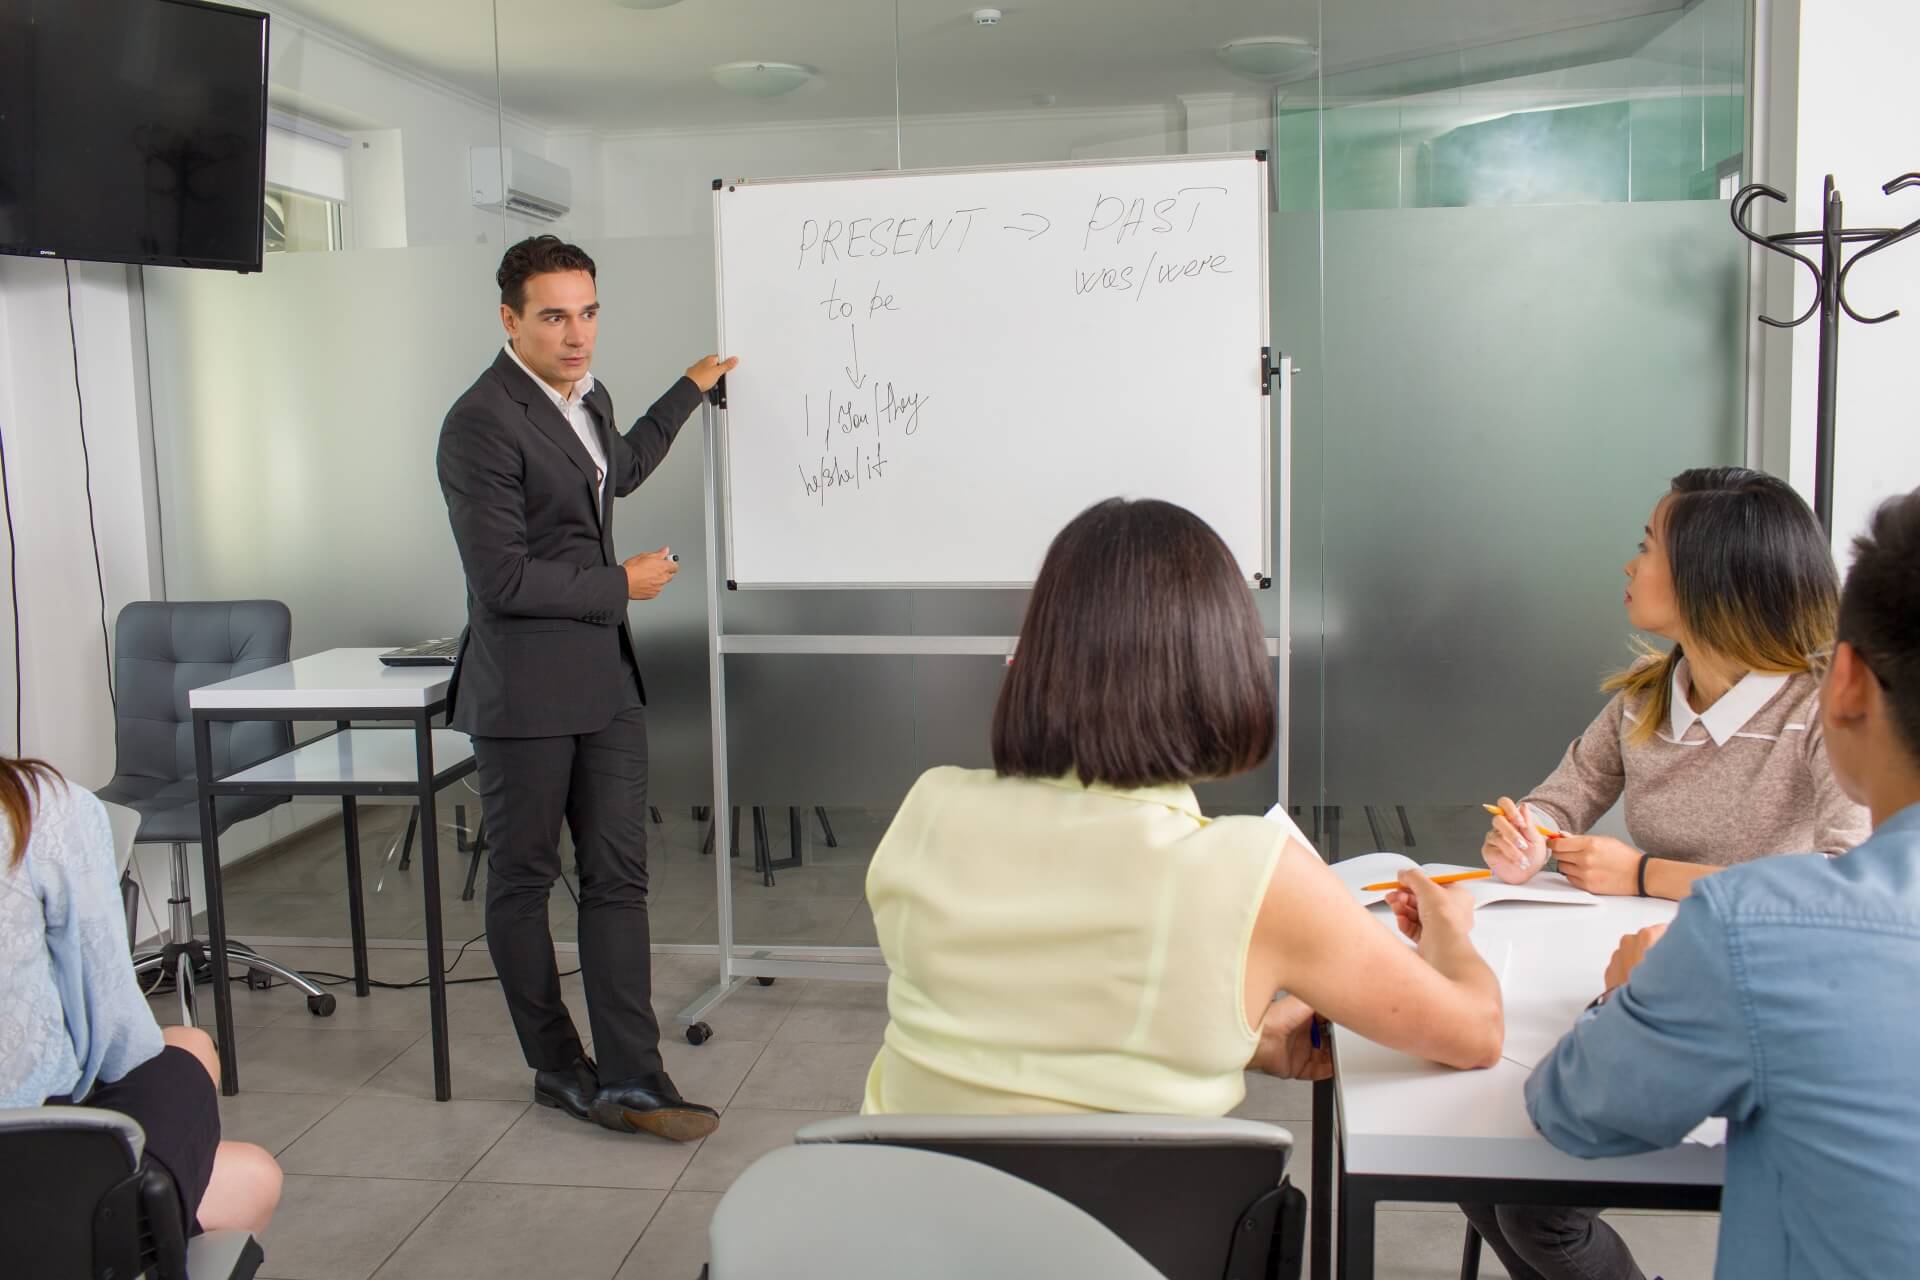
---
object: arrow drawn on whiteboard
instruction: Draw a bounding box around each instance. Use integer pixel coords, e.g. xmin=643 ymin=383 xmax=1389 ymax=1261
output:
xmin=1002 ymin=212 xmax=1051 ymax=240
xmin=844 ymin=324 xmax=867 ymax=389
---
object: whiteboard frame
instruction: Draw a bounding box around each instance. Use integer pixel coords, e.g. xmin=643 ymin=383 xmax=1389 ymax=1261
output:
xmin=710 ymin=151 xmax=1273 ymax=590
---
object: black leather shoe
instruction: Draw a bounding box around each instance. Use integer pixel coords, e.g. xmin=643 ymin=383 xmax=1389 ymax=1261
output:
xmin=533 ymin=1055 xmax=600 ymax=1122
xmin=589 ymin=1075 xmax=720 ymax=1142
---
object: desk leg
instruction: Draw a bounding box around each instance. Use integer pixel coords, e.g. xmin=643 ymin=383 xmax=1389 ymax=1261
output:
xmin=1334 ymin=1147 xmax=1376 ymax=1280
xmin=339 ymin=788 xmax=370 ymax=998
xmin=192 ymin=713 xmax=239 ymax=1096
xmin=415 ymin=717 xmax=452 ymax=1101
xmin=1312 ymin=1076 xmax=1333 ymax=1280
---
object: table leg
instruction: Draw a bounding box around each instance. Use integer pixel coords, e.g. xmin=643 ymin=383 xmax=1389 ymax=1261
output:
xmin=340 ymin=791 xmax=370 ymax=998
xmin=1312 ymin=1076 xmax=1334 ymax=1280
xmin=192 ymin=713 xmax=239 ymax=1095
xmin=415 ymin=717 xmax=452 ymax=1100
xmin=1335 ymin=1152 xmax=1376 ymax=1279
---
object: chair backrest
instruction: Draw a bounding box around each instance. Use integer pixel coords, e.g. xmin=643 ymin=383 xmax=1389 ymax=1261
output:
xmin=795 ymin=1113 xmax=1305 ymax=1280
xmin=0 ymin=1105 xmax=189 ymax=1280
xmin=709 ymin=1143 xmax=1165 ymax=1280
xmin=112 ymin=601 xmax=292 ymax=794
xmin=101 ymin=800 xmax=141 ymax=879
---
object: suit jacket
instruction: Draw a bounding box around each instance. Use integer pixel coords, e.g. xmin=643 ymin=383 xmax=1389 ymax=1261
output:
xmin=437 ymin=349 xmax=702 ymax=738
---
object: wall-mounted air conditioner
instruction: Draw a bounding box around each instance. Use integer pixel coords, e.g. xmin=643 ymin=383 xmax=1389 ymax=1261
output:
xmin=471 ymin=146 xmax=572 ymax=221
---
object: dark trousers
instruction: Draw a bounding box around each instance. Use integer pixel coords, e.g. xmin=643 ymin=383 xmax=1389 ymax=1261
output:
xmin=1460 ymin=1204 xmax=1646 ymax=1280
xmin=471 ymin=667 xmax=663 ymax=1083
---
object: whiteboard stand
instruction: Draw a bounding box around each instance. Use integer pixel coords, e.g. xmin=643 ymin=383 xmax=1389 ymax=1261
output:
xmin=674 ymin=361 xmax=1293 ymax=1045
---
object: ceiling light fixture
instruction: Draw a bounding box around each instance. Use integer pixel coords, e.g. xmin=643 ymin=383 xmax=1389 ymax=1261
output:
xmin=1216 ymin=36 xmax=1319 ymax=81
xmin=711 ymin=61 xmax=815 ymax=97
xmin=610 ymin=0 xmax=686 ymax=9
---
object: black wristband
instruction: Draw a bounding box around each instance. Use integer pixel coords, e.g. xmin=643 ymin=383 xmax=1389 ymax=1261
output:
xmin=1635 ymin=852 xmax=1652 ymax=898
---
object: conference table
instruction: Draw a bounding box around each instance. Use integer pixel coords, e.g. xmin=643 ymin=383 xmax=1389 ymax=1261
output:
xmin=1310 ymin=886 xmax=1725 ymax=1279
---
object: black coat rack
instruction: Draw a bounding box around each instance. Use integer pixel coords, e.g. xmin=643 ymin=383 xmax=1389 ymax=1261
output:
xmin=1732 ymin=171 xmax=1920 ymax=533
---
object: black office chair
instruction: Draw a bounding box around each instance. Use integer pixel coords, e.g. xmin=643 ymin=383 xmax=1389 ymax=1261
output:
xmin=0 ymin=1106 xmax=263 ymax=1279
xmin=96 ymin=601 xmax=335 ymax=1026
xmin=794 ymin=1113 xmax=1307 ymax=1280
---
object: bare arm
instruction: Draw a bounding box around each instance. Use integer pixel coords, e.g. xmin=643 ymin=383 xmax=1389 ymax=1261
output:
xmin=1247 ymin=842 xmax=1503 ymax=1071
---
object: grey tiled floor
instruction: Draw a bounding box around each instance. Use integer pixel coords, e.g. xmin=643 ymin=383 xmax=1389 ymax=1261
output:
xmin=148 ymin=804 xmax=1720 ymax=1279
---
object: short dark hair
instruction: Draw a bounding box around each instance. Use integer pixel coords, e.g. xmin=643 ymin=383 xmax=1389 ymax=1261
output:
xmin=497 ymin=235 xmax=596 ymax=313
xmin=1838 ymin=488 xmax=1920 ymax=760
xmin=992 ymin=498 xmax=1275 ymax=789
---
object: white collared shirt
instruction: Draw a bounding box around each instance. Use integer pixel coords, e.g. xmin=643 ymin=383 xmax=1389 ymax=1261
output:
xmin=504 ymin=342 xmax=606 ymax=492
xmin=1667 ymin=657 xmax=1790 ymax=746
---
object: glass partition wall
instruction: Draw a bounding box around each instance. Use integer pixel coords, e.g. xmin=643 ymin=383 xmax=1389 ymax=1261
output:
xmin=141 ymin=0 xmax=1748 ymax=969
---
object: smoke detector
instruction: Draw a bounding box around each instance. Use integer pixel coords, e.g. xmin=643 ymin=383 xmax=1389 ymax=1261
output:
xmin=972 ymin=9 xmax=1002 ymax=26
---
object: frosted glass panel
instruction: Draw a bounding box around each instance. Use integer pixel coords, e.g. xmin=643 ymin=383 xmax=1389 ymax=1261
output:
xmin=1313 ymin=200 xmax=1745 ymax=810
xmin=145 ymin=247 xmax=493 ymax=651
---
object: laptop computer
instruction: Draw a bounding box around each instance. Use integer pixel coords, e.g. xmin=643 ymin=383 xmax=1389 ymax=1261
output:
xmin=379 ymin=637 xmax=460 ymax=667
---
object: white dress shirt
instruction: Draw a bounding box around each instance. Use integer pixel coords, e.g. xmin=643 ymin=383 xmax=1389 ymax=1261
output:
xmin=504 ymin=342 xmax=607 ymax=493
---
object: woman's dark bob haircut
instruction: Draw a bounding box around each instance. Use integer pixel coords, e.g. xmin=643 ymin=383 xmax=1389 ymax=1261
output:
xmin=992 ymin=498 xmax=1275 ymax=789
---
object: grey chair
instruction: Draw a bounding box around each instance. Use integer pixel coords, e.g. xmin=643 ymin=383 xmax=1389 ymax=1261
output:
xmin=0 ymin=1105 xmax=263 ymax=1279
xmin=96 ymin=601 xmax=335 ymax=1026
xmin=794 ymin=1113 xmax=1307 ymax=1280
xmin=708 ymin=1143 xmax=1164 ymax=1280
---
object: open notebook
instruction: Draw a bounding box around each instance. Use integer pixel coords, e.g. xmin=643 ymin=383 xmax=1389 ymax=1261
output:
xmin=1327 ymin=852 xmax=1596 ymax=908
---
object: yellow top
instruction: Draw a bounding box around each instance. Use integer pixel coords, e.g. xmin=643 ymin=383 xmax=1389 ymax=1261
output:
xmin=862 ymin=767 xmax=1284 ymax=1116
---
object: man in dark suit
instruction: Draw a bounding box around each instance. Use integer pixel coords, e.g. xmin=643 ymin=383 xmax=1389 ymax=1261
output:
xmin=437 ymin=235 xmax=735 ymax=1141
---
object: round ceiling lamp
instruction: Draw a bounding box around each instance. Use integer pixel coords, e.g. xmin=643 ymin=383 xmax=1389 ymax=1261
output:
xmin=711 ymin=61 xmax=815 ymax=97
xmin=1216 ymin=36 xmax=1319 ymax=80
xmin=611 ymin=1 xmax=686 ymax=9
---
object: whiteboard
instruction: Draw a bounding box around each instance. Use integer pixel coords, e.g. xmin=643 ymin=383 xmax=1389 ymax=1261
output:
xmin=713 ymin=154 xmax=1272 ymax=588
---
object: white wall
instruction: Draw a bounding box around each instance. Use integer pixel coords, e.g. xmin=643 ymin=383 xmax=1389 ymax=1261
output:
xmin=1791 ymin=0 xmax=1920 ymax=555
xmin=260 ymin=4 xmax=550 ymax=250
xmin=0 ymin=258 xmax=157 ymax=780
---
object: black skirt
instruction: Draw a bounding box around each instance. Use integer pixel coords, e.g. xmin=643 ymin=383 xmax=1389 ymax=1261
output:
xmin=81 ymin=1045 xmax=221 ymax=1234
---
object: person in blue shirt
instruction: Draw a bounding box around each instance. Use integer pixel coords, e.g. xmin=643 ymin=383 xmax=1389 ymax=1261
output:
xmin=1525 ymin=487 xmax=1920 ymax=1280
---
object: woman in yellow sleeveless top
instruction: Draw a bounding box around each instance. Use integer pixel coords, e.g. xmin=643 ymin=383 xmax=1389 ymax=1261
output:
xmin=864 ymin=499 xmax=1506 ymax=1117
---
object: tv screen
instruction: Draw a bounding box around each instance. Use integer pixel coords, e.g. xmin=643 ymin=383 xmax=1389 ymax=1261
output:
xmin=0 ymin=0 xmax=269 ymax=272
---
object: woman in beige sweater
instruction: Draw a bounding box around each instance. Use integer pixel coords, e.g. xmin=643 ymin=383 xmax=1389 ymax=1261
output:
xmin=1468 ymin=466 xmax=1868 ymax=1280
xmin=1485 ymin=466 xmax=1868 ymax=902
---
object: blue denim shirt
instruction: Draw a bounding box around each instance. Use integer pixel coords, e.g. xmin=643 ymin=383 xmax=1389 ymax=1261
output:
xmin=1526 ymin=803 xmax=1920 ymax=1280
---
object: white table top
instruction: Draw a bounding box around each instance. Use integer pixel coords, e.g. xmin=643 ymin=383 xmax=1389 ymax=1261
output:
xmin=1334 ymin=892 xmax=1727 ymax=1187
xmin=189 ymin=647 xmax=453 ymax=711
xmin=222 ymin=729 xmax=474 ymax=787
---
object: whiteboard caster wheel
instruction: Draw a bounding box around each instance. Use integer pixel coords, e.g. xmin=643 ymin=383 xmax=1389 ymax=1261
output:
xmin=686 ymin=1022 xmax=713 ymax=1045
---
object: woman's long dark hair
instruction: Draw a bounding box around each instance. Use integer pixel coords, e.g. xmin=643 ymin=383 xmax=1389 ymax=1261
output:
xmin=1608 ymin=467 xmax=1837 ymax=743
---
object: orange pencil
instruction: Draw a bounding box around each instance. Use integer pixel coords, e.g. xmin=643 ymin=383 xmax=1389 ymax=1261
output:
xmin=1480 ymin=802 xmax=1567 ymax=841
xmin=1362 ymin=870 xmax=1493 ymax=892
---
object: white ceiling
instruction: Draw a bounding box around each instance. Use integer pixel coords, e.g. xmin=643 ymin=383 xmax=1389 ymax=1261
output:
xmin=266 ymin=0 xmax=1700 ymax=133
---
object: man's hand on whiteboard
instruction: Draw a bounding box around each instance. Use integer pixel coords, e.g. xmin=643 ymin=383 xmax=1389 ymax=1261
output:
xmin=685 ymin=355 xmax=738 ymax=394
xmin=623 ymin=547 xmax=679 ymax=601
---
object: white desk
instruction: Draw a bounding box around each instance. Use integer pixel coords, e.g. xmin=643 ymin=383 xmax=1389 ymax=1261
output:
xmin=190 ymin=647 xmax=453 ymax=711
xmin=188 ymin=648 xmax=472 ymax=1100
xmin=1316 ymin=895 xmax=1724 ymax=1279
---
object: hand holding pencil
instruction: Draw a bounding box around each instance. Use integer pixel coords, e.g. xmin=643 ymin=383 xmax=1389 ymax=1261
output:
xmin=1480 ymin=797 xmax=1551 ymax=885
xmin=1381 ymin=865 xmax=1477 ymax=948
